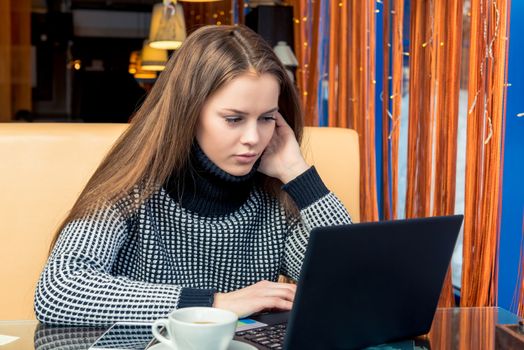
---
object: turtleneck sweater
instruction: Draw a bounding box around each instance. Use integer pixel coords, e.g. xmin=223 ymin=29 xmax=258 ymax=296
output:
xmin=34 ymin=145 xmax=352 ymax=326
xmin=166 ymin=143 xmax=261 ymax=217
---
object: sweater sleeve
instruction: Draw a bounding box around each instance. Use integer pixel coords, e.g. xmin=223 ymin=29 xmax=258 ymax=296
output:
xmin=280 ymin=167 xmax=353 ymax=280
xmin=34 ymin=202 xmax=214 ymax=326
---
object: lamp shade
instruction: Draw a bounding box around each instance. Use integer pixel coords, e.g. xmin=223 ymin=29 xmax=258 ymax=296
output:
xmin=134 ymin=60 xmax=157 ymax=80
xmin=128 ymin=50 xmax=139 ymax=74
xmin=273 ymin=41 xmax=298 ymax=67
xmin=134 ymin=53 xmax=157 ymax=80
xmin=149 ymin=2 xmax=187 ymax=50
xmin=134 ymin=70 xmax=157 ymax=80
xmin=141 ymin=41 xmax=168 ymax=71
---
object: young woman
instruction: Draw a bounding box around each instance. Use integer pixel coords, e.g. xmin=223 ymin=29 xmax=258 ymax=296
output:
xmin=34 ymin=25 xmax=352 ymax=326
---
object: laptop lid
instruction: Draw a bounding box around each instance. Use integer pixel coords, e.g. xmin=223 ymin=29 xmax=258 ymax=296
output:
xmin=283 ymin=215 xmax=463 ymax=350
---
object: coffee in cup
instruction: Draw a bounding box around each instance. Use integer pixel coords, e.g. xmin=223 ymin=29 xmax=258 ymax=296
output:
xmin=152 ymin=307 xmax=238 ymax=350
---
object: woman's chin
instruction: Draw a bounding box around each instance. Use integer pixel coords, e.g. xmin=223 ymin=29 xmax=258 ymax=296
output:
xmin=224 ymin=164 xmax=253 ymax=177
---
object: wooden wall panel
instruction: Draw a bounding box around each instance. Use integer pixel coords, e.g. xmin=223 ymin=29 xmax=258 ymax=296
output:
xmin=0 ymin=0 xmax=31 ymax=122
xmin=0 ymin=0 xmax=12 ymax=122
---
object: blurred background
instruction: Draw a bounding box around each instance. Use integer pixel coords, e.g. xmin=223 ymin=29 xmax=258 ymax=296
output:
xmin=1 ymin=0 xmax=300 ymax=123
xmin=0 ymin=0 xmax=523 ymax=316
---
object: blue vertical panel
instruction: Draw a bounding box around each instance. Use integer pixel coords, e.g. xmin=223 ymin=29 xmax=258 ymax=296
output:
xmin=232 ymin=0 xmax=238 ymax=24
xmin=499 ymin=1 xmax=524 ymax=312
xmin=317 ymin=0 xmax=330 ymax=126
xmin=375 ymin=1 xmax=385 ymax=219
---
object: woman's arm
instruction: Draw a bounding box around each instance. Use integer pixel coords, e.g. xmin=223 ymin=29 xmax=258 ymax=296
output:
xmin=279 ymin=167 xmax=352 ymax=280
xmin=212 ymin=114 xmax=351 ymax=317
xmin=34 ymin=203 xmax=213 ymax=326
xmin=212 ymin=169 xmax=351 ymax=317
xmin=257 ymin=112 xmax=352 ymax=280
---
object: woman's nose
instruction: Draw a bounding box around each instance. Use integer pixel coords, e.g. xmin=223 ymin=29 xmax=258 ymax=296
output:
xmin=240 ymin=123 xmax=260 ymax=145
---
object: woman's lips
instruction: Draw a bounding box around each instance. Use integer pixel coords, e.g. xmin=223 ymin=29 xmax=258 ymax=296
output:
xmin=234 ymin=154 xmax=258 ymax=164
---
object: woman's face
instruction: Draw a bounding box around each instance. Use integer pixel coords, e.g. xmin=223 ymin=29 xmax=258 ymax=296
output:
xmin=196 ymin=72 xmax=279 ymax=176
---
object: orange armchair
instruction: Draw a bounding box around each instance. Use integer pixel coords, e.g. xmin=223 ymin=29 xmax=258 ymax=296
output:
xmin=0 ymin=123 xmax=359 ymax=320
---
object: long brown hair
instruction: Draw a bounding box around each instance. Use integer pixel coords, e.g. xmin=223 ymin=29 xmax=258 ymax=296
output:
xmin=50 ymin=25 xmax=304 ymax=250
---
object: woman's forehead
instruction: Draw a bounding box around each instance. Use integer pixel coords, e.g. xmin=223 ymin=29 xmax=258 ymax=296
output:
xmin=206 ymin=73 xmax=280 ymax=112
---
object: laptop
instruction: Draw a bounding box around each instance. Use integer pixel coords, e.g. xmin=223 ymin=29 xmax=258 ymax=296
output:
xmin=234 ymin=215 xmax=463 ymax=349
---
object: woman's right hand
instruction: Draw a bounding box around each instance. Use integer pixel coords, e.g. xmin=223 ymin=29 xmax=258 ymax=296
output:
xmin=213 ymin=280 xmax=297 ymax=318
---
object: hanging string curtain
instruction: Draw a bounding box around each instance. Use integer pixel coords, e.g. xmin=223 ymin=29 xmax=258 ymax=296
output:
xmin=378 ymin=0 xmax=512 ymax=309
xmin=518 ymin=217 xmax=524 ymax=316
xmin=460 ymin=0 xmax=509 ymax=308
xmin=432 ymin=0 xmax=464 ymax=307
xmin=381 ymin=0 xmax=404 ymax=221
xmin=404 ymin=0 xmax=438 ymax=220
xmin=353 ymin=0 xmax=379 ymax=223
xmin=288 ymin=0 xmax=322 ymax=126
xmin=326 ymin=0 xmax=379 ymax=222
xmin=432 ymin=0 xmax=463 ymax=219
xmin=288 ymin=0 xmax=378 ymax=222
xmin=519 ymin=217 xmax=524 ymax=316
xmin=233 ymin=0 xmax=245 ymax=24
xmin=380 ymin=0 xmax=465 ymax=306
xmin=400 ymin=0 xmax=464 ymax=307
xmin=289 ymin=0 xmax=512 ymax=309
xmin=327 ymin=0 xmax=348 ymax=128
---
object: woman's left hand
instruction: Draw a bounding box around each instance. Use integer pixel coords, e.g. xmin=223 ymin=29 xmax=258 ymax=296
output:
xmin=258 ymin=113 xmax=310 ymax=184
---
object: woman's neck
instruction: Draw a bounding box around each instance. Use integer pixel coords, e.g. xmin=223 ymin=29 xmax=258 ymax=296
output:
xmin=165 ymin=143 xmax=260 ymax=216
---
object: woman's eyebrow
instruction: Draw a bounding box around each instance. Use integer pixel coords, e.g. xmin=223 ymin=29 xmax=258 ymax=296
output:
xmin=221 ymin=107 xmax=279 ymax=116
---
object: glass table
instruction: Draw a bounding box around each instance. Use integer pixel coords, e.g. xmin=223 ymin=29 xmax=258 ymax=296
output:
xmin=0 ymin=307 xmax=520 ymax=350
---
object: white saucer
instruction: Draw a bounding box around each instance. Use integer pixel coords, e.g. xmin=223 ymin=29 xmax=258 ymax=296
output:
xmin=148 ymin=340 xmax=257 ymax=350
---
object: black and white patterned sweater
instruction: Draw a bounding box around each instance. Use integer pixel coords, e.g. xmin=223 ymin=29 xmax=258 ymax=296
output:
xmin=34 ymin=145 xmax=352 ymax=325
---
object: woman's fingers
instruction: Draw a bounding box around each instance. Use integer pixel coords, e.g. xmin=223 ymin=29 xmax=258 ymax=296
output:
xmin=213 ymin=281 xmax=297 ymax=318
xmin=252 ymin=281 xmax=296 ymax=310
xmin=260 ymin=286 xmax=295 ymax=301
xmin=271 ymin=281 xmax=297 ymax=292
xmin=254 ymin=281 xmax=296 ymax=299
xmin=274 ymin=112 xmax=294 ymax=136
xmin=259 ymin=297 xmax=293 ymax=311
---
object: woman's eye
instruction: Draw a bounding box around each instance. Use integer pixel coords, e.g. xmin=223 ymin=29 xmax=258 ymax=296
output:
xmin=260 ymin=115 xmax=276 ymax=122
xmin=225 ymin=117 xmax=242 ymax=124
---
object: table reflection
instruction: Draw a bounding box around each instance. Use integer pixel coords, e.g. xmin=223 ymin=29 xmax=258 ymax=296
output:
xmin=33 ymin=324 xmax=105 ymax=350
xmin=427 ymin=307 xmax=519 ymax=350
xmin=28 ymin=307 xmax=520 ymax=350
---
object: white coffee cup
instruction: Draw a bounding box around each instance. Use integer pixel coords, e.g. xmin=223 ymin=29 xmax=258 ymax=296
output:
xmin=152 ymin=307 xmax=238 ymax=350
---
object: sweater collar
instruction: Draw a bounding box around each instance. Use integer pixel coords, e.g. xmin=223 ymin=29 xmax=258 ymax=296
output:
xmin=166 ymin=143 xmax=260 ymax=216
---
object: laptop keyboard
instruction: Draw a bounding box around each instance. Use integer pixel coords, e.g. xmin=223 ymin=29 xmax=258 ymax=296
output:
xmin=235 ymin=323 xmax=287 ymax=349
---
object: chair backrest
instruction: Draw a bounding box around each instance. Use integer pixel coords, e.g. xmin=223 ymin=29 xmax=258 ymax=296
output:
xmin=300 ymin=127 xmax=360 ymax=221
xmin=0 ymin=123 xmax=359 ymax=320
